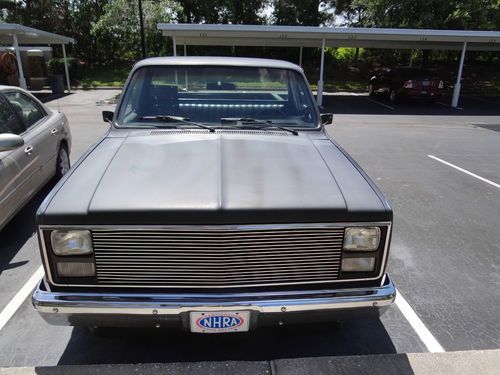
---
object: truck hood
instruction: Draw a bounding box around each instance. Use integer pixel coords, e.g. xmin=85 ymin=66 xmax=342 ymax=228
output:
xmin=40 ymin=130 xmax=389 ymax=225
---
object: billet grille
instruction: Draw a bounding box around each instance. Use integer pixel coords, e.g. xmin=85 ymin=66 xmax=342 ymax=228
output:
xmin=92 ymin=227 xmax=344 ymax=288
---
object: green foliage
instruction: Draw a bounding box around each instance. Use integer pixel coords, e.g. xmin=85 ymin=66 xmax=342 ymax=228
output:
xmin=69 ymin=1 xmax=110 ymax=65
xmin=47 ymin=57 xmax=81 ymax=78
xmin=272 ymin=0 xmax=333 ymax=25
xmin=328 ymin=47 xmax=365 ymax=60
xmin=91 ymin=0 xmax=182 ymax=63
xmin=178 ymin=0 xmax=268 ymax=24
xmin=4 ymin=1 xmax=72 ymax=34
xmin=79 ymin=65 xmax=130 ymax=88
xmin=0 ymin=0 xmax=16 ymax=19
xmin=332 ymin=0 xmax=500 ymax=30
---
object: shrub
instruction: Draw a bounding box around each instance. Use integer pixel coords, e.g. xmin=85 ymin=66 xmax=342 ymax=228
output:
xmin=47 ymin=57 xmax=82 ymax=79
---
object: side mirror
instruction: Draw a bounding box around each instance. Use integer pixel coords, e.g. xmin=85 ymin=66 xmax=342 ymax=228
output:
xmin=102 ymin=110 xmax=114 ymax=124
xmin=321 ymin=113 xmax=334 ymax=126
xmin=0 ymin=133 xmax=24 ymax=152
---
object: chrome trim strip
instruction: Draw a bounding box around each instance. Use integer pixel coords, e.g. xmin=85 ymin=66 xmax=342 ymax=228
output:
xmin=38 ymin=222 xmax=392 ymax=288
xmin=33 ymin=275 xmax=396 ymax=316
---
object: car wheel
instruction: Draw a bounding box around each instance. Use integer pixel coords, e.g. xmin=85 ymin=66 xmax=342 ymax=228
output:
xmin=368 ymin=83 xmax=375 ymax=96
xmin=55 ymin=144 xmax=70 ymax=180
xmin=389 ymin=89 xmax=398 ymax=103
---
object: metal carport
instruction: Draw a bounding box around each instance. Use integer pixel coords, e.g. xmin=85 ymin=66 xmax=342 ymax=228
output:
xmin=0 ymin=23 xmax=74 ymax=92
xmin=157 ymin=23 xmax=500 ymax=107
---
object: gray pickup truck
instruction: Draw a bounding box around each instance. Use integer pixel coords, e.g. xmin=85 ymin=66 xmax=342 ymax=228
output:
xmin=33 ymin=57 xmax=395 ymax=333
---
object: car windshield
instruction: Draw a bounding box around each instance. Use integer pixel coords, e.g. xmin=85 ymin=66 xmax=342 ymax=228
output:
xmin=115 ymin=65 xmax=318 ymax=128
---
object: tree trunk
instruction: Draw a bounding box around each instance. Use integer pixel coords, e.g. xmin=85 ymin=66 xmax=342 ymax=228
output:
xmin=422 ymin=50 xmax=431 ymax=67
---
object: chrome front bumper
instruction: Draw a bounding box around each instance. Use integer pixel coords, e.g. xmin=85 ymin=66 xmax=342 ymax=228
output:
xmin=33 ymin=275 xmax=396 ymax=328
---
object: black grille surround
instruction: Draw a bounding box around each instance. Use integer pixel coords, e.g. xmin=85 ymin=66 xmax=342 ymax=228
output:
xmin=41 ymin=223 xmax=391 ymax=290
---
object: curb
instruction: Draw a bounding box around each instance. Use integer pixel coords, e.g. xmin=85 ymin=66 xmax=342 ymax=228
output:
xmin=0 ymin=350 xmax=499 ymax=375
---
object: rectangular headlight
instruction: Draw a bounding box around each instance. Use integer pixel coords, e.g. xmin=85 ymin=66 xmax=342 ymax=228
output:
xmin=51 ymin=230 xmax=93 ymax=256
xmin=342 ymin=257 xmax=376 ymax=272
xmin=344 ymin=227 xmax=380 ymax=251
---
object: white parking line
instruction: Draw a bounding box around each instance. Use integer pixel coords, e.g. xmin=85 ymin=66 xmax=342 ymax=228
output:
xmin=365 ymin=98 xmax=395 ymax=110
xmin=428 ymin=155 xmax=500 ymax=189
xmin=0 ymin=265 xmax=447 ymax=354
xmin=395 ymin=289 xmax=445 ymax=353
xmin=0 ymin=266 xmax=44 ymax=332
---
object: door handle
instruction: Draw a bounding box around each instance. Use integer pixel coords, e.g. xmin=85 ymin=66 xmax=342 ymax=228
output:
xmin=24 ymin=145 xmax=33 ymax=155
xmin=51 ymin=128 xmax=58 ymax=135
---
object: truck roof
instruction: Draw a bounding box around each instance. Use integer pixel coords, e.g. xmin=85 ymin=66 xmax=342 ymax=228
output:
xmin=133 ymin=56 xmax=303 ymax=72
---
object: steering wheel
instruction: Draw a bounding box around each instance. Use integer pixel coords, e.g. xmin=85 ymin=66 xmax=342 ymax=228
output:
xmin=1 ymin=53 xmax=18 ymax=75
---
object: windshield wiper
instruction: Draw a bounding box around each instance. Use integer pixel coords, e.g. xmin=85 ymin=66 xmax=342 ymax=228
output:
xmin=220 ymin=117 xmax=298 ymax=135
xmin=139 ymin=115 xmax=215 ymax=132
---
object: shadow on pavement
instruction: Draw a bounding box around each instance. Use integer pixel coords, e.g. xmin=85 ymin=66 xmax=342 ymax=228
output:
xmin=322 ymin=94 xmax=500 ymax=116
xmin=57 ymin=319 xmax=397 ymax=365
xmin=32 ymin=92 xmax=73 ymax=104
xmin=0 ymin=182 xmax=54 ymax=276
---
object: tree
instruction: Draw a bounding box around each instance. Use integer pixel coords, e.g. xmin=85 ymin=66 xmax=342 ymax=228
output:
xmin=91 ymin=0 xmax=182 ymax=63
xmin=70 ymin=1 xmax=110 ymax=64
xmin=4 ymin=1 xmax=71 ymax=33
xmin=0 ymin=0 xmax=16 ymax=21
xmin=272 ymin=0 xmax=333 ymax=25
xmin=178 ymin=0 xmax=268 ymax=24
xmin=332 ymin=0 xmax=500 ymax=30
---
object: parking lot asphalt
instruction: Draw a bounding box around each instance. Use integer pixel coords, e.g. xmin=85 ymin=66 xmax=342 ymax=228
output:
xmin=0 ymin=90 xmax=499 ymax=367
xmin=323 ymin=92 xmax=500 ymax=116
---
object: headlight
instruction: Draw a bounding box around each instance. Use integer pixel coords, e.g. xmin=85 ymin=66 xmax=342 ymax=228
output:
xmin=344 ymin=227 xmax=380 ymax=251
xmin=51 ymin=230 xmax=93 ymax=256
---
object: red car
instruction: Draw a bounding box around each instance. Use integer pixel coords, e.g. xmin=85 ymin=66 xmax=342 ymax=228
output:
xmin=368 ymin=67 xmax=444 ymax=103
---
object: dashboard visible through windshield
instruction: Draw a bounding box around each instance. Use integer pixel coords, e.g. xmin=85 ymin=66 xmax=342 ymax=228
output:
xmin=115 ymin=65 xmax=319 ymax=128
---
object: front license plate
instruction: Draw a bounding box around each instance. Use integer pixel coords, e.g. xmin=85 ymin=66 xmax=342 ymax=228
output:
xmin=190 ymin=311 xmax=250 ymax=333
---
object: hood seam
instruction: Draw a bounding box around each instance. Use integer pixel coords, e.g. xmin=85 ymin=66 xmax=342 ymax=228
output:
xmin=309 ymin=134 xmax=348 ymax=210
xmin=86 ymin=136 xmax=128 ymax=216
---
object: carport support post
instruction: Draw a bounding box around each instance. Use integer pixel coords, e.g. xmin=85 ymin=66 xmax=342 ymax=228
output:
xmin=184 ymin=44 xmax=188 ymax=91
xmin=12 ymin=34 xmax=27 ymax=90
xmin=451 ymin=41 xmax=467 ymax=108
xmin=172 ymin=35 xmax=178 ymax=84
xmin=61 ymin=43 xmax=71 ymax=93
xmin=317 ymin=38 xmax=325 ymax=106
xmin=299 ymin=46 xmax=303 ymax=66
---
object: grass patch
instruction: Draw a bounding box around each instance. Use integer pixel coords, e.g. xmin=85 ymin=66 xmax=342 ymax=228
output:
xmin=310 ymin=81 xmax=367 ymax=93
xmin=79 ymin=65 xmax=130 ymax=88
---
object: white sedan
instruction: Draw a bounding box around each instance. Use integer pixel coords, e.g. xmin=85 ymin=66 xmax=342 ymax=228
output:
xmin=0 ymin=85 xmax=72 ymax=230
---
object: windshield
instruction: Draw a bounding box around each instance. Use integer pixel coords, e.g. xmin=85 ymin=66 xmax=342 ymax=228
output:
xmin=115 ymin=65 xmax=318 ymax=128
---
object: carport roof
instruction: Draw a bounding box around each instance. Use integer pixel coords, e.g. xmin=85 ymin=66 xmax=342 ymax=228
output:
xmin=158 ymin=24 xmax=500 ymax=51
xmin=0 ymin=23 xmax=74 ymax=45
